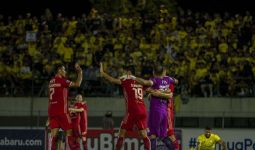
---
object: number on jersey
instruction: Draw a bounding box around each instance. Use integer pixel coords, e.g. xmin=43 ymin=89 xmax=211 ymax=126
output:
xmin=49 ymin=88 xmax=54 ymax=100
xmin=133 ymin=87 xmax=143 ymax=100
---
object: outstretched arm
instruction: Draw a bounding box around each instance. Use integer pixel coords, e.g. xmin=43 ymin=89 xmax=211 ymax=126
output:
xmin=70 ymin=63 xmax=83 ymax=87
xmin=146 ymin=88 xmax=173 ymax=99
xmin=174 ymin=78 xmax=179 ymax=84
xmin=100 ymin=62 xmax=121 ymax=85
xmin=135 ymin=77 xmax=153 ymax=87
xmin=69 ymin=108 xmax=84 ymax=113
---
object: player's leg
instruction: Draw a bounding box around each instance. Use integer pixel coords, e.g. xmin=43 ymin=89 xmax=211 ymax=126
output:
xmin=72 ymin=126 xmax=81 ymax=149
xmin=116 ymin=114 xmax=132 ymax=150
xmin=60 ymin=114 xmax=78 ymax=150
xmin=161 ymin=112 xmax=174 ymax=149
xmin=137 ymin=114 xmax=151 ymax=150
xmin=162 ymin=136 xmax=174 ymax=149
xmin=80 ymin=116 xmax=87 ymax=150
xmin=115 ymin=129 xmax=127 ymax=150
xmin=81 ymin=132 xmax=88 ymax=150
xmin=138 ymin=129 xmax=151 ymax=150
xmin=50 ymin=128 xmax=59 ymax=150
xmin=167 ymin=107 xmax=179 ymax=150
xmin=49 ymin=116 xmax=60 ymax=150
xmin=169 ymin=135 xmax=179 ymax=150
xmin=150 ymin=135 xmax=157 ymax=150
xmin=148 ymin=110 xmax=161 ymax=150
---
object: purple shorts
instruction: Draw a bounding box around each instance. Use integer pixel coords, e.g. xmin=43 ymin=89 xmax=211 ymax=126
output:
xmin=148 ymin=109 xmax=168 ymax=138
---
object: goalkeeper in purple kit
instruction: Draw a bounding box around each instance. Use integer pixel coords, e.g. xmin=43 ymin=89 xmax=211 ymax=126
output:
xmin=133 ymin=65 xmax=175 ymax=150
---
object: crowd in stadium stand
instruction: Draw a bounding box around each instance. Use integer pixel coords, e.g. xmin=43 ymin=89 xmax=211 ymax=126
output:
xmin=0 ymin=6 xmax=255 ymax=98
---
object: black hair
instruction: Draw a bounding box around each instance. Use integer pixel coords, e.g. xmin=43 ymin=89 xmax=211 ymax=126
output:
xmin=205 ymin=126 xmax=212 ymax=130
xmin=54 ymin=63 xmax=64 ymax=74
xmin=153 ymin=64 xmax=164 ymax=76
xmin=123 ymin=65 xmax=135 ymax=75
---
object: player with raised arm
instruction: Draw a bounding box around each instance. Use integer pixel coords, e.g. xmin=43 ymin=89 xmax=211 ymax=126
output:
xmin=100 ymin=62 xmax=151 ymax=150
xmin=134 ymin=65 xmax=175 ymax=150
xmin=48 ymin=63 xmax=82 ymax=150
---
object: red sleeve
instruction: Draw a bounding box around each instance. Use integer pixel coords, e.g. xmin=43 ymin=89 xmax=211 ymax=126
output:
xmin=60 ymin=78 xmax=72 ymax=87
xmin=169 ymin=84 xmax=174 ymax=92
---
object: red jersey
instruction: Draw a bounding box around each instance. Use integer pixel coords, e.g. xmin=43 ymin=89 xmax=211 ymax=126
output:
xmin=48 ymin=76 xmax=72 ymax=116
xmin=120 ymin=78 xmax=146 ymax=115
xmin=168 ymin=84 xmax=175 ymax=110
xmin=70 ymin=103 xmax=80 ymax=125
xmin=75 ymin=102 xmax=88 ymax=133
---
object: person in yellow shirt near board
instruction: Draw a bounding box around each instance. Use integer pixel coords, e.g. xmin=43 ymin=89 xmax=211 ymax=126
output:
xmin=196 ymin=127 xmax=227 ymax=150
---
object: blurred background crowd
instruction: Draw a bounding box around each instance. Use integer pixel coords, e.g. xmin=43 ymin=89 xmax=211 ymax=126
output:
xmin=0 ymin=0 xmax=254 ymax=99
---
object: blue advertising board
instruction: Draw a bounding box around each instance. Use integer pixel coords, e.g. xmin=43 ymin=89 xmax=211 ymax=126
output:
xmin=0 ymin=129 xmax=45 ymax=150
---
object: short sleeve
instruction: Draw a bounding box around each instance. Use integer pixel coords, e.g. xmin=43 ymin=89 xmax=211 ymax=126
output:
xmin=213 ymin=134 xmax=221 ymax=142
xmin=60 ymin=78 xmax=72 ymax=87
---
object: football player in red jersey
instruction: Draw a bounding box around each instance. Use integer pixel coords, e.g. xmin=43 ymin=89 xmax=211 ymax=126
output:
xmin=75 ymin=94 xmax=88 ymax=150
xmin=163 ymin=68 xmax=179 ymax=150
xmin=100 ymin=63 xmax=151 ymax=150
xmin=48 ymin=63 xmax=82 ymax=150
xmin=69 ymin=94 xmax=88 ymax=150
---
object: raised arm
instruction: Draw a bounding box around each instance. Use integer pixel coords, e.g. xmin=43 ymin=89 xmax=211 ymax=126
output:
xmin=135 ymin=77 xmax=153 ymax=87
xmin=70 ymin=63 xmax=83 ymax=87
xmin=100 ymin=62 xmax=121 ymax=85
xmin=174 ymin=78 xmax=179 ymax=84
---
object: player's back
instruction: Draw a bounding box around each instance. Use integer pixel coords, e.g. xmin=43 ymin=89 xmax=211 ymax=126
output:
xmin=48 ymin=76 xmax=71 ymax=116
xmin=120 ymin=78 xmax=146 ymax=114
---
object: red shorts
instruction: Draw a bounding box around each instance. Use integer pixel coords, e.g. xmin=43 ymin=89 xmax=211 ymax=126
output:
xmin=49 ymin=114 xmax=72 ymax=131
xmin=167 ymin=106 xmax=175 ymax=136
xmin=120 ymin=112 xmax=147 ymax=130
xmin=80 ymin=116 xmax=87 ymax=132
xmin=72 ymin=122 xmax=81 ymax=138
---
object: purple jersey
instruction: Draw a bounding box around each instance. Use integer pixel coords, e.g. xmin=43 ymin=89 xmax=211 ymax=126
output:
xmin=148 ymin=76 xmax=175 ymax=137
xmin=149 ymin=76 xmax=175 ymax=111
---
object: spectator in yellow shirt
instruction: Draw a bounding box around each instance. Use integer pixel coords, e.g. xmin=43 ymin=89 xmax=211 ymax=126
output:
xmin=196 ymin=127 xmax=226 ymax=150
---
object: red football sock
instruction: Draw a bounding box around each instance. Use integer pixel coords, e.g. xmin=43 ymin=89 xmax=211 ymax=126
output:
xmin=82 ymin=140 xmax=88 ymax=150
xmin=50 ymin=136 xmax=57 ymax=150
xmin=143 ymin=137 xmax=151 ymax=150
xmin=173 ymin=139 xmax=179 ymax=150
xmin=67 ymin=135 xmax=79 ymax=150
xmin=115 ymin=137 xmax=124 ymax=150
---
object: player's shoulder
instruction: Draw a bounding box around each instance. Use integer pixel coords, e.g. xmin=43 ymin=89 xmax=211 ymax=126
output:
xmin=164 ymin=75 xmax=174 ymax=80
xmin=211 ymin=133 xmax=221 ymax=139
xmin=119 ymin=75 xmax=134 ymax=83
xmin=197 ymin=134 xmax=205 ymax=140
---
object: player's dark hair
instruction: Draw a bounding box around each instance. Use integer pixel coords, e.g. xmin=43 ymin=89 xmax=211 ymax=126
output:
xmin=205 ymin=126 xmax=212 ymax=130
xmin=54 ymin=63 xmax=64 ymax=74
xmin=123 ymin=65 xmax=135 ymax=75
xmin=153 ymin=64 xmax=164 ymax=76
